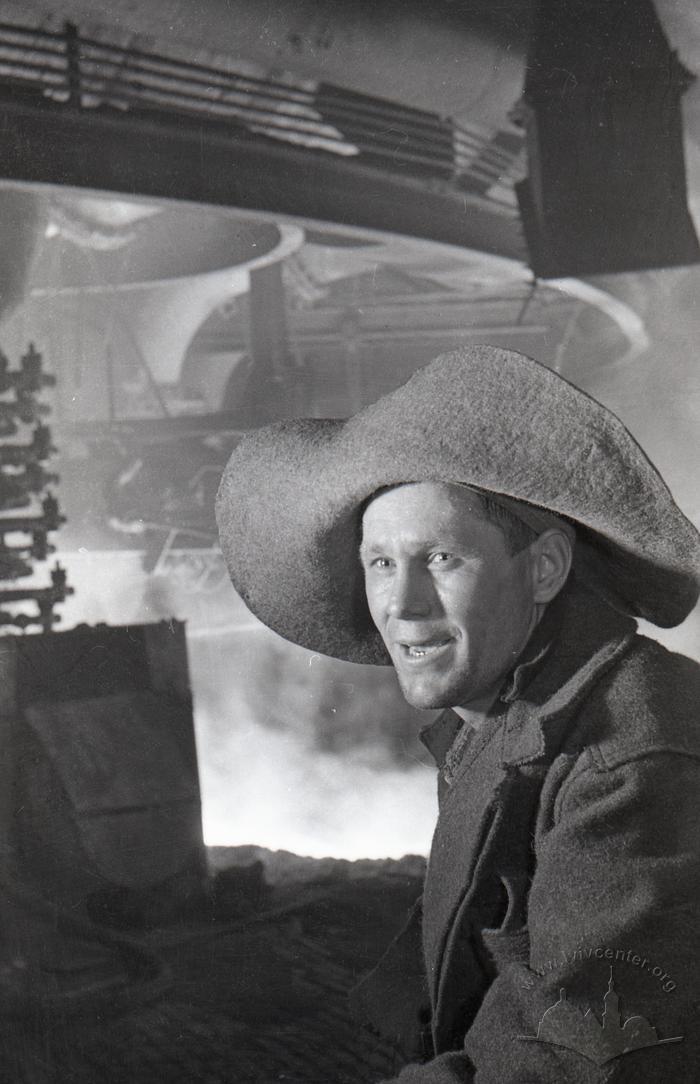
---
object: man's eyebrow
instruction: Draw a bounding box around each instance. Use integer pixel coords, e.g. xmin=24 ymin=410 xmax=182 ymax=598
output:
xmin=359 ymin=536 xmax=480 ymax=555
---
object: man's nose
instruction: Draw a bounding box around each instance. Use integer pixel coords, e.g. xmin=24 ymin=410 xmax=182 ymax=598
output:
xmin=386 ymin=565 xmax=434 ymax=619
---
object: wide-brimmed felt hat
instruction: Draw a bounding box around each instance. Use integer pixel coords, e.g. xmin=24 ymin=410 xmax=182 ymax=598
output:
xmin=216 ymin=346 xmax=700 ymax=664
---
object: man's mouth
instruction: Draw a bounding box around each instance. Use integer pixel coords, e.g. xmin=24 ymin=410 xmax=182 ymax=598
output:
xmin=399 ymin=637 xmax=453 ymax=660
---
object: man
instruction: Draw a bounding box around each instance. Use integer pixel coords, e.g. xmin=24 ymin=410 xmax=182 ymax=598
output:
xmin=216 ymin=345 xmax=700 ymax=1082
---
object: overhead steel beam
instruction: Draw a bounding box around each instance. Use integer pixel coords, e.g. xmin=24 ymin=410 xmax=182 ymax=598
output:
xmin=0 ymin=92 xmax=526 ymax=261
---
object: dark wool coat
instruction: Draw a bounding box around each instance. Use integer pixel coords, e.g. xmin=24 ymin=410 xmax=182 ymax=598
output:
xmin=352 ymin=580 xmax=700 ymax=1083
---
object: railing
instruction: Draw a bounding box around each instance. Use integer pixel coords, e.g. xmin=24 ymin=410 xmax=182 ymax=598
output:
xmin=0 ymin=20 xmax=523 ymax=206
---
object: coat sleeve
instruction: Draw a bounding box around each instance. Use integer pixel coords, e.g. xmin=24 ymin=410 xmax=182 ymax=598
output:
xmin=381 ymin=749 xmax=700 ymax=1084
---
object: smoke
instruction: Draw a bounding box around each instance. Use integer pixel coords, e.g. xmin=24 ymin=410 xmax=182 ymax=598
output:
xmin=51 ymin=548 xmax=439 ymax=859
xmin=197 ymin=706 xmax=437 ymax=859
xmin=188 ymin=620 xmax=439 ymax=859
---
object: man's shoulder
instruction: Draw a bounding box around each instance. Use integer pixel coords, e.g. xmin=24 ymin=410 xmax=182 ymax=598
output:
xmin=579 ymin=632 xmax=700 ymax=770
xmin=608 ymin=631 xmax=700 ymax=706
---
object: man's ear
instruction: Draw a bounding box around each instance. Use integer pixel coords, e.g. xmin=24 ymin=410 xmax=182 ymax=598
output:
xmin=530 ymin=529 xmax=573 ymax=604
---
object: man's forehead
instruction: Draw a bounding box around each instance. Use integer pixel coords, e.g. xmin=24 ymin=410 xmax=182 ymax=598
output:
xmin=360 ymin=481 xmax=494 ymax=543
xmin=363 ymin=480 xmax=481 ymax=513
xmin=364 ymin=479 xmax=478 ymax=507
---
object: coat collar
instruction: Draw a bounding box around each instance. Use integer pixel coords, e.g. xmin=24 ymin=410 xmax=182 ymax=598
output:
xmin=420 ymin=578 xmax=637 ymax=771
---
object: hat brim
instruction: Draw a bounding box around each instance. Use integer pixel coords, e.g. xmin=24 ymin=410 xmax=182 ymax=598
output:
xmin=216 ymin=347 xmax=700 ymax=663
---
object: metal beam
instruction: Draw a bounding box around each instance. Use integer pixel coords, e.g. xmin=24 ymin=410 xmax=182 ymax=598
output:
xmin=0 ymin=94 xmax=526 ymax=260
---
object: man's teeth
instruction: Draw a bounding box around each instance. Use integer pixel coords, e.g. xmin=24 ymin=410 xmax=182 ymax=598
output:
xmin=406 ymin=641 xmax=448 ymax=657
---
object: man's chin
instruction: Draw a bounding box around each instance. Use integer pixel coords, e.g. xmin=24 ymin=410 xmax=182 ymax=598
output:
xmin=396 ymin=674 xmax=462 ymax=711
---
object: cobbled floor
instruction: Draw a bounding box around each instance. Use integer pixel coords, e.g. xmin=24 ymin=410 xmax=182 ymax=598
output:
xmin=5 ymin=875 xmax=421 ymax=1084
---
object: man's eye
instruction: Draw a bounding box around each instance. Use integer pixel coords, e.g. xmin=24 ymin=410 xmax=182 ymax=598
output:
xmin=370 ymin=557 xmax=393 ymax=570
xmin=429 ymin=552 xmax=453 ymax=566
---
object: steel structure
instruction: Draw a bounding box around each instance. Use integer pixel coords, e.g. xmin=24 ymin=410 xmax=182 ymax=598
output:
xmin=0 ymin=19 xmax=526 ymax=258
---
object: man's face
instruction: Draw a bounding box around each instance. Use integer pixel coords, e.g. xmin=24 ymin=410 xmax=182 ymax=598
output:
xmin=360 ymin=482 xmax=538 ymax=713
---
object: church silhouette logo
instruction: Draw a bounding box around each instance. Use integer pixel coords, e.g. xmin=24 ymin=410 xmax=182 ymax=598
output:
xmin=521 ymin=969 xmax=683 ymax=1066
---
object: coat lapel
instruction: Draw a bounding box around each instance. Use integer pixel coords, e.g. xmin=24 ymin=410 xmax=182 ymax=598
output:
xmin=422 ymin=711 xmax=508 ymax=1005
xmin=431 ymin=763 xmax=550 ymax=1051
xmin=421 ymin=582 xmax=638 ymax=1051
